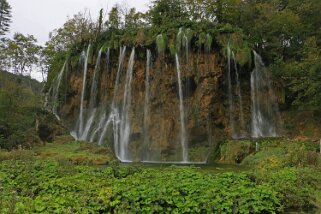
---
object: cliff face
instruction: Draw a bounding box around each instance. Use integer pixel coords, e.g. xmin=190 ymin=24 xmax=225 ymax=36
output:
xmin=51 ymin=47 xmax=321 ymax=163
xmin=58 ymin=49 xmax=229 ymax=162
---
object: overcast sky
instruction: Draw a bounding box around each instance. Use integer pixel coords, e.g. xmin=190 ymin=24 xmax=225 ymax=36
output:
xmin=6 ymin=0 xmax=149 ymax=80
xmin=8 ymin=0 xmax=149 ymax=45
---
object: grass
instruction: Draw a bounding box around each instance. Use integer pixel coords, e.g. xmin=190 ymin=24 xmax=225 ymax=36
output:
xmin=0 ymin=135 xmax=117 ymax=165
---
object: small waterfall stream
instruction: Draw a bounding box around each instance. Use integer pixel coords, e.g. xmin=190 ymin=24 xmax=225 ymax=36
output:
xmin=227 ymin=46 xmax=235 ymax=137
xmin=77 ymin=45 xmax=91 ymax=137
xmin=119 ymin=48 xmax=135 ymax=161
xmin=227 ymin=46 xmax=246 ymax=139
xmin=233 ymin=52 xmax=245 ymax=134
xmin=143 ymin=49 xmax=151 ymax=161
xmin=175 ymin=54 xmax=188 ymax=163
xmin=52 ymin=61 xmax=66 ymax=120
xmin=105 ymin=48 xmax=110 ymax=74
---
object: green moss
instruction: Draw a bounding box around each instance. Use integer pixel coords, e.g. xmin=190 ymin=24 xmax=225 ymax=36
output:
xmin=33 ymin=137 xmax=116 ymax=165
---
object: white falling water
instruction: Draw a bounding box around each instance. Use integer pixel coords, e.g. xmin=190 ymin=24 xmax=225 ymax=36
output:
xmin=175 ymin=54 xmax=188 ymax=163
xmin=143 ymin=49 xmax=151 ymax=161
xmin=232 ymin=52 xmax=245 ymax=136
xmin=251 ymin=51 xmax=280 ymax=138
xmin=81 ymin=109 xmax=96 ymax=140
xmin=77 ymin=45 xmax=91 ymax=138
xmin=227 ymin=46 xmax=235 ymax=137
xmin=119 ymin=48 xmax=135 ymax=161
xmin=52 ymin=61 xmax=66 ymax=120
xmin=97 ymin=47 xmax=126 ymax=146
xmin=80 ymin=48 xmax=102 ymax=140
xmin=227 ymin=46 xmax=246 ymax=139
xmin=106 ymin=48 xmax=110 ymax=73
xmin=44 ymin=83 xmax=53 ymax=111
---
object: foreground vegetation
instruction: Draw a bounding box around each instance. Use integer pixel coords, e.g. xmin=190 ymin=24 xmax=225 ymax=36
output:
xmin=0 ymin=138 xmax=320 ymax=213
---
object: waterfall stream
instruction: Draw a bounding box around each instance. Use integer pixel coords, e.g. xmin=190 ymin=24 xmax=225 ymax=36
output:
xmin=175 ymin=54 xmax=188 ymax=163
xmin=119 ymin=48 xmax=135 ymax=161
xmin=52 ymin=61 xmax=66 ymax=120
xmin=77 ymin=45 xmax=91 ymax=137
xmin=251 ymin=51 xmax=281 ymax=138
xmin=143 ymin=49 xmax=151 ymax=161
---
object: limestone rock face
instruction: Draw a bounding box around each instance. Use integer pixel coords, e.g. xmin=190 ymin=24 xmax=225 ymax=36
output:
xmin=59 ymin=49 xmax=229 ymax=162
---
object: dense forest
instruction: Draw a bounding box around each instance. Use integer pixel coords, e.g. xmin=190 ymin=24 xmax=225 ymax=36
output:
xmin=0 ymin=0 xmax=321 ymax=213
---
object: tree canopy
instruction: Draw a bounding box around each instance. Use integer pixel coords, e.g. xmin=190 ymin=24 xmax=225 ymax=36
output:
xmin=0 ymin=0 xmax=11 ymax=36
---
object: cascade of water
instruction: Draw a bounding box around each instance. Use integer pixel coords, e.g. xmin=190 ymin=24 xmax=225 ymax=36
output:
xmin=232 ymin=51 xmax=245 ymax=137
xmin=77 ymin=45 xmax=91 ymax=138
xmin=227 ymin=46 xmax=235 ymax=137
xmin=143 ymin=49 xmax=151 ymax=160
xmin=52 ymin=62 xmax=66 ymax=120
xmin=251 ymin=51 xmax=281 ymax=138
xmin=175 ymin=54 xmax=188 ymax=163
xmin=97 ymin=47 xmax=126 ymax=146
xmin=80 ymin=48 xmax=102 ymax=140
xmin=81 ymin=109 xmax=96 ymax=140
xmin=119 ymin=48 xmax=135 ymax=161
xmin=44 ymin=82 xmax=53 ymax=111
xmin=106 ymin=48 xmax=110 ymax=73
xmin=63 ymin=62 xmax=69 ymax=104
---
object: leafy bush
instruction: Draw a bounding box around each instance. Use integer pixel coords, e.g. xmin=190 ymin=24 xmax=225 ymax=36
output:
xmin=255 ymin=167 xmax=321 ymax=211
xmin=242 ymin=139 xmax=321 ymax=169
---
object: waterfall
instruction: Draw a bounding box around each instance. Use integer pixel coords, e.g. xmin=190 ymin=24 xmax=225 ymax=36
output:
xmin=251 ymin=51 xmax=281 ymax=138
xmin=232 ymin=52 xmax=245 ymax=136
xmin=44 ymin=82 xmax=53 ymax=111
xmin=80 ymin=48 xmax=102 ymax=140
xmin=97 ymin=47 xmax=126 ymax=146
xmin=227 ymin=46 xmax=235 ymax=137
xmin=119 ymin=48 xmax=135 ymax=161
xmin=143 ymin=49 xmax=151 ymax=161
xmin=52 ymin=61 xmax=66 ymax=120
xmin=77 ymin=45 xmax=91 ymax=138
xmin=175 ymin=54 xmax=188 ymax=163
xmin=106 ymin=48 xmax=110 ymax=73
xmin=227 ymin=45 xmax=246 ymax=139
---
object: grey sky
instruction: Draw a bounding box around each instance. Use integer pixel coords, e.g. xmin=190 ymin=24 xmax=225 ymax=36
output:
xmin=8 ymin=0 xmax=149 ymax=45
xmin=6 ymin=0 xmax=149 ymax=81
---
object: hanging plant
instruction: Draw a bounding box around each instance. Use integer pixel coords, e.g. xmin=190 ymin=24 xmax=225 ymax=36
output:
xmin=205 ymin=34 xmax=213 ymax=52
xmin=185 ymin=28 xmax=193 ymax=44
xmin=198 ymin=32 xmax=207 ymax=48
xmin=176 ymin=27 xmax=184 ymax=52
xmin=156 ymin=33 xmax=166 ymax=54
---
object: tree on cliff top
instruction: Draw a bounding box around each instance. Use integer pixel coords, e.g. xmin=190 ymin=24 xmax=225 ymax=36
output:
xmin=7 ymin=33 xmax=40 ymax=75
xmin=0 ymin=0 xmax=11 ymax=36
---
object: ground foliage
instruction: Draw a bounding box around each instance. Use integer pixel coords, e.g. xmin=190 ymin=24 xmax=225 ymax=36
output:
xmin=0 ymin=160 xmax=281 ymax=213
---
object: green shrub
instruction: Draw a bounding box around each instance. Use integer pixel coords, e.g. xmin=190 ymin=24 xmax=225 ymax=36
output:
xmin=255 ymin=168 xmax=321 ymax=211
